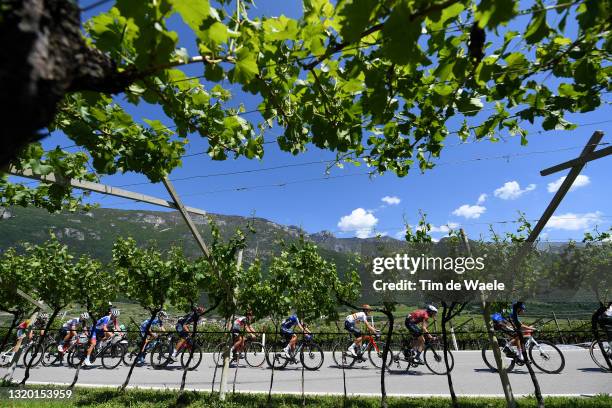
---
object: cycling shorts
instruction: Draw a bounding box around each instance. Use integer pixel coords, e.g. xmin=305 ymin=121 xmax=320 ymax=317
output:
xmin=90 ymin=329 xmax=105 ymax=342
xmin=344 ymin=320 xmax=361 ymax=338
xmin=280 ymin=327 xmax=294 ymax=341
xmin=405 ymin=318 xmax=422 ymax=337
xmin=231 ymin=325 xmax=243 ymax=339
xmin=176 ymin=323 xmax=190 ymax=339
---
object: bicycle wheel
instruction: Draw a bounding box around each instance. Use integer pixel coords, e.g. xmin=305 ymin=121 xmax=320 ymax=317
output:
xmin=245 ymin=341 xmax=266 ymax=367
xmin=368 ymin=342 xmax=394 ymax=369
xmin=589 ymin=339 xmax=612 ymax=372
xmin=332 ymin=342 xmax=356 ymax=368
xmin=101 ymin=343 xmax=125 ymax=369
xmin=528 ymin=340 xmax=565 ymax=374
xmin=41 ymin=342 xmax=61 ymax=367
xmin=213 ymin=342 xmax=230 ymax=367
xmin=150 ymin=342 xmax=171 ymax=369
xmin=0 ymin=346 xmax=15 ymax=367
xmin=424 ymin=345 xmax=453 ymax=375
xmin=122 ymin=343 xmax=142 ymax=366
xmin=180 ymin=344 xmax=203 ymax=371
xmin=22 ymin=344 xmax=44 ymax=368
xmin=481 ymin=344 xmax=516 ymax=373
xmin=300 ymin=342 xmax=324 ymax=371
xmin=67 ymin=346 xmax=86 ymax=367
xmin=265 ymin=343 xmax=289 ymax=369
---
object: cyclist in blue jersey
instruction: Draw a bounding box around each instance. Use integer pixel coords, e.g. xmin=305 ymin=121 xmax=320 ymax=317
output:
xmin=280 ymin=314 xmax=308 ymax=357
xmin=58 ymin=312 xmax=90 ymax=353
xmin=170 ymin=305 xmax=205 ymax=361
xmin=84 ymin=308 xmax=120 ymax=366
xmin=136 ymin=311 xmax=167 ymax=364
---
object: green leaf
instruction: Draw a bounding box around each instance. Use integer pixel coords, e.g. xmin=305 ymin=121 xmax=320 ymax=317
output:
xmin=231 ymin=48 xmax=259 ymax=84
xmin=338 ymin=0 xmax=378 ymax=43
xmin=524 ymin=9 xmax=550 ymax=44
xmin=382 ymin=2 xmax=424 ymax=66
xmin=171 ymin=0 xmax=210 ymax=35
xmin=426 ymin=3 xmax=465 ymax=31
xmin=476 ymin=0 xmax=517 ymax=28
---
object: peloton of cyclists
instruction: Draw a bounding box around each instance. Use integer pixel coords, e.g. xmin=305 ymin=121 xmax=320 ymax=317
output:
xmin=345 ymin=304 xmax=379 ymax=357
xmin=84 ymin=307 xmax=121 ymax=366
xmin=280 ymin=313 xmax=310 ymax=357
xmin=405 ymin=304 xmax=438 ymax=364
xmin=58 ymin=312 xmax=90 ymax=353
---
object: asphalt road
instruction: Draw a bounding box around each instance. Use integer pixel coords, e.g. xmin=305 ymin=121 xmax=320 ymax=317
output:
xmin=5 ymin=350 xmax=610 ymax=397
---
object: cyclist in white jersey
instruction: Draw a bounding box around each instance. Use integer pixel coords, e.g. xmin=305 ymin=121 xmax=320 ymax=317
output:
xmin=344 ymin=304 xmax=378 ymax=357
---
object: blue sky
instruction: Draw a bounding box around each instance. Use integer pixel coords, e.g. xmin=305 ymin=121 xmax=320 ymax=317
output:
xmin=28 ymin=0 xmax=612 ymax=241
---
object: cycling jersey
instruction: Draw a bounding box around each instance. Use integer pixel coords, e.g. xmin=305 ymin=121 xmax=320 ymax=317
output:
xmin=407 ymin=309 xmax=429 ymax=324
xmin=178 ymin=311 xmax=200 ymax=326
xmin=491 ymin=313 xmax=505 ymax=323
xmin=345 ymin=312 xmax=367 ymax=324
xmin=18 ymin=318 xmax=45 ymax=331
xmin=140 ymin=318 xmax=162 ymax=335
xmin=281 ymin=315 xmax=300 ymax=331
xmin=234 ymin=316 xmax=248 ymax=327
xmin=62 ymin=318 xmax=84 ymax=330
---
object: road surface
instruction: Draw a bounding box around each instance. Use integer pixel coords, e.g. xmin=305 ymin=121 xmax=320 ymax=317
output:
xmin=5 ymin=350 xmax=610 ymax=397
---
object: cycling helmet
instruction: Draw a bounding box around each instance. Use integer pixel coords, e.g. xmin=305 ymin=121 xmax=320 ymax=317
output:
xmin=426 ymin=305 xmax=438 ymax=314
xmin=158 ymin=310 xmax=168 ymax=319
xmin=195 ymin=305 xmax=205 ymax=314
xmin=80 ymin=312 xmax=90 ymax=320
xmin=38 ymin=312 xmax=49 ymax=321
xmin=110 ymin=307 xmax=120 ymax=317
xmin=362 ymin=304 xmax=372 ymax=311
xmin=512 ymin=301 xmax=526 ymax=311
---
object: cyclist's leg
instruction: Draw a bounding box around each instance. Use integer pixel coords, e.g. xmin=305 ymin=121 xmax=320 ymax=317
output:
xmin=172 ymin=325 xmax=189 ymax=358
xmin=11 ymin=329 xmax=27 ymax=353
xmin=345 ymin=321 xmax=362 ymax=354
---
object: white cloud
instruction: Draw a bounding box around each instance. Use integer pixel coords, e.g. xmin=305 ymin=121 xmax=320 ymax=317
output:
xmin=494 ymin=181 xmax=536 ymax=200
xmin=545 ymin=211 xmax=602 ymax=231
xmin=381 ymin=196 xmax=401 ymax=205
xmin=547 ymin=175 xmax=590 ymax=193
xmin=394 ymin=229 xmax=406 ymax=240
xmin=452 ymin=204 xmax=486 ymax=219
xmin=337 ymin=208 xmax=379 ymax=238
xmin=430 ymin=222 xmax=461 ymax=233
xmin=477 ymin=193 xmax=487 ymax=205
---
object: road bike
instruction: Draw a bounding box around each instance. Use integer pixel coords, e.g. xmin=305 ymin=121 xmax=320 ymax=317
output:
xmin=589 ymin=338 xmax=612 ymax=372
xmin=149 ymin=333 xmax=203 ymax=370
xmin=122 ymin=334 xmax=164 ymax=366
xmin=482 ymin=329 xmax=565 ymax=374
xmin=265 ymin=334 xmax=324 ymax=370
xmin=67 ymin=332 xmax=126 ymax=369
xmin=41 ymin=332 xmax=88 ymax=367
xmin=392 ymin=336 xmax=454 ymax=375
xmin=332 ymin=332 xmax=392 ymax=369
xmin=214 ymin=336 xmax=266 ymax=368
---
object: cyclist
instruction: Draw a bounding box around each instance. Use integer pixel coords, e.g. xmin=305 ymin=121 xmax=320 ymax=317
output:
xmin=136 ymin=311 xmax=167 ymax=364
xmin=84 ymin=307 xmax=120 ymax=366
xmin=231 ymin=311 xmax=256 ymax=362
xmin=596 ymin=302 xmax=612 ymax=354
xmin=280 ymin=314 xmax=308 ymax=357
xmin=509 ymin=301 xmax=534 ymax=361
xmin=345 ymin=304 xmax=378 ymax=357
xmin=170 ymin=305 xmax=206 ymax=361
xmin=58 ymin=312 xmax=90 ymax=353
xmin=405 ymin=304 xmax=438 ymax=364
xmin=8 ymin=312 xmax=48 ymax=360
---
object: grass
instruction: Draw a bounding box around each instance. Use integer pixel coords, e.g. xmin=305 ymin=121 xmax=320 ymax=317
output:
xmin=0 ymin=386 xmax=610 ymax=408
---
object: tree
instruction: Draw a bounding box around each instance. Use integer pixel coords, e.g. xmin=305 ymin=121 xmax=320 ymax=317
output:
xmin=18 ymin=235 xmax=88 ymax=385
xmin=112 ymin=238 xmax=190 ymax=390
xmin=68 ymin=257 xmax=114 ymax=389
xmin=0 ymin=249 xmax=35 ymax=351
xmin=1 ymin=0 xmax=609 ymax=211
xmin=240 ymin=236 xmax=361 ymax=404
